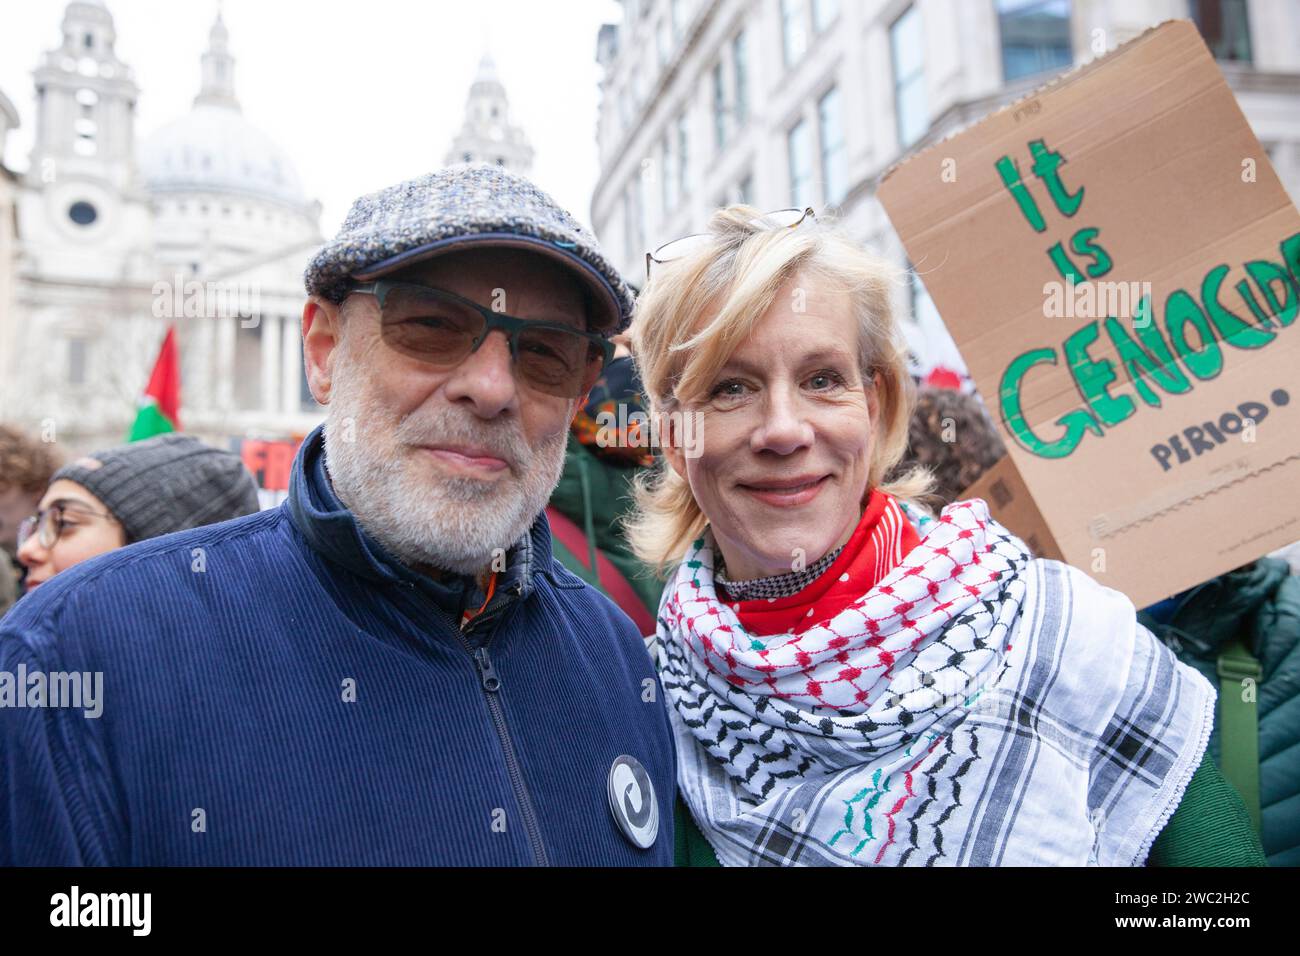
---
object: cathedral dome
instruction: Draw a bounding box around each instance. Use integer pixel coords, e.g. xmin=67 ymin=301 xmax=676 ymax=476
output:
xmin=136 ymin=11 xmax=308 ymax=210
xmin=139 ymin=103 xmax=306 ymax=208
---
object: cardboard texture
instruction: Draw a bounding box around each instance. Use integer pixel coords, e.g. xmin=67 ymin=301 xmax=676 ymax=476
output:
xmin=880 ymin=20 xmax=1300 ymax=608
xmin=959 ymin=455 xmax=1064 ymax=564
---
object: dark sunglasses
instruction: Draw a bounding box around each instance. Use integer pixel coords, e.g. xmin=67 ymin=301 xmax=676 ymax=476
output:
xmin=348 ymin=280 xmax=614 ymax=399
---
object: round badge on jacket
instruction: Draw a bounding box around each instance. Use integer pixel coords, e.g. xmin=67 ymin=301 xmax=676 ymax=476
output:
xmin=607 ymin=755 xmax=659 ymax=849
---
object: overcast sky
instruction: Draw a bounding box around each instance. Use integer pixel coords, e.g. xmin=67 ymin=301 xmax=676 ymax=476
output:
xmin=0 ymin=0 xmax=623 ymax=234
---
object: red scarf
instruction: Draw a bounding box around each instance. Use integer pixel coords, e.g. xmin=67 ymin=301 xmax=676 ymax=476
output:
xmin=720 ymin=489 xmax=921 ymax=637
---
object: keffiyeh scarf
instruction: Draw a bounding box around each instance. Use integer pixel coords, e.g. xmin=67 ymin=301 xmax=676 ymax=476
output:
xmin=657 ymin=496 xmax=1216 ymax=866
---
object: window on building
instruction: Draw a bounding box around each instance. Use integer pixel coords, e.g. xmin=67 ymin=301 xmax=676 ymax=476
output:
xmin=676 ymin=112 xmax=690 ymax=207
xmin=633 ymin=54 xmax=649 ymax=105
xmin=73 ymin=114 xmax=97 ymax=156
xmin=788 ymin=118 xmax=814 ymax=209
xmin=812 ymin=0 xmax=840 ymax=34
xmin=67 ymin=200 xmax=97 ymax=226
xmin=1189 ymin=0 xmax=1252 ymax=63
xmin=624 ymin=178 xmax=644 ymax=267
xmin=657 ymin=15 xmax=671 ymax=67
xmin=818 ymin=85 xmax=847 ymax=207
xmin=712 ymin=61 xmax=728 ymax=152
xmin=67 ymin=338 xmax=87 ymax=385
xmin=781 ymin=0 xmax=808 ymax=66
xmin=661 ymin=135 xmax=677 ymax=213
xmin=738 ymin=172 xmax=754 ymax=206
xmin=890 ymin=5 xmax=927 ymax=149
xmin=997 ymin=0 xmax=1073 ymax=82
xmin=233 ymin=320 xmax=263 ymax=411
xmin=732 ymin=30 xmax=750 ymax=127
xmin=75 ymin=87 xmax=97 ymax=115
xmin=624 ymin=187 xmax=638 ymax=273
xmin=632 ymin=174 xmax=646 ymax=262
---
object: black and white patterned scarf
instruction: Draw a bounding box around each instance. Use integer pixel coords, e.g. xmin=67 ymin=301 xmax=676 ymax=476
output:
xmin=656 ymin=498 xmax=1215 ymax=866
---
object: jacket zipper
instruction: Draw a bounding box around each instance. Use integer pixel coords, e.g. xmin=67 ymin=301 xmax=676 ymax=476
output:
xmin=399 ymin=580 xmax=550 ymax=866
xmin=460 ymin=587 xmax=550 ymax=867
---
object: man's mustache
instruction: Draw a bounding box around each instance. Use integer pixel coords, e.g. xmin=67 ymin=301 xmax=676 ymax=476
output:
xmin=394 ymin=412 xmax=530 ymax=471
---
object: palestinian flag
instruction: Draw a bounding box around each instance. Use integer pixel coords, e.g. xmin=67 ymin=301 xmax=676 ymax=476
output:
xmin=127 ymin=324 xmax=182 ymax=441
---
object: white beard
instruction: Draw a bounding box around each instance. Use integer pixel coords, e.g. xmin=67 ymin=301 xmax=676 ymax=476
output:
xmin=322 ymin=344 xmax=570 ymax=577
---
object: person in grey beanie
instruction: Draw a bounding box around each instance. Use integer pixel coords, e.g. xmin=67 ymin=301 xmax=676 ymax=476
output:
xmin=1 ymin=162 xmax=674 ymax=867
xmin=14 ymin=433 xmax=260 ymax=596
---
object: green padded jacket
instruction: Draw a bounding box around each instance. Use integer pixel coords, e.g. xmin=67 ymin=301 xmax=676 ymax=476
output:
xmin=1139 ymin=557 xmax=1300 ymax=866
xmin=548 ymin=434 xmax=662 ymax=626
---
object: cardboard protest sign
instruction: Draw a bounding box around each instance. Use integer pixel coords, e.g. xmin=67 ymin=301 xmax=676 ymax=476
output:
xmin=959 ymin=455 xmax=1063 ymax=565
xmin=879 ymin=20 xmax=1300 ymax=608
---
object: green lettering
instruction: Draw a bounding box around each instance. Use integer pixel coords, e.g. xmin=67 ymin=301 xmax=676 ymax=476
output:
xmin=1000 ymin=347 xmax=1103 ymax=458
xmin=1103 ymin=296 xmax=1191 ymax=408
xmin=1047 ymin=242 xmax=1085 ymax=284
xmin=1063 ymin=320 xmax=1134 ymax=427
xmin=1202 ymin=263 xmax=1275 ymax=349
xmin=1164 ymin=289 xmax=1223 ymax=381
xmin=996 ymin=155 xmax=1047 ymax=232
xmin=1244 ymin=259 xmax=1298 ymax=328
xmin=1235 ymin=276 xmax=1274 ymax=328
xmin=1070 ymin=226 xmax=1112 ymax=279
xmin=1029 ymin=140 xmax=1084 ymax=217
xmin=1283 ymin=231 xmax=1300 ymax=289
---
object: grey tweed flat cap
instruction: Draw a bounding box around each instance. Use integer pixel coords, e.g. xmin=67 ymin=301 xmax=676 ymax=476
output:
xmin=304 ymin=162 xmax=634 ymax=334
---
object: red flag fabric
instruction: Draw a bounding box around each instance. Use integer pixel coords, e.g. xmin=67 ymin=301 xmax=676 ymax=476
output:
xmin=144 ymin=324 xmax=182 ymax=430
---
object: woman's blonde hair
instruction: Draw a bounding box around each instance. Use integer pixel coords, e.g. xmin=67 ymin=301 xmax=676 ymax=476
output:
xmin=625 ymin=204 xmax=932 ymax=574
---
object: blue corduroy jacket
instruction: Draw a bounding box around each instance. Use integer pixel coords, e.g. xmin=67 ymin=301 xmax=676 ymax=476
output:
xmin=0 ymin=425 xmax=675 ymax=865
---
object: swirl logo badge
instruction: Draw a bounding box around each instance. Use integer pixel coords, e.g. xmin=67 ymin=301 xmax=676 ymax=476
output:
xmin=607 ymin=755 xmax=658 ymax=849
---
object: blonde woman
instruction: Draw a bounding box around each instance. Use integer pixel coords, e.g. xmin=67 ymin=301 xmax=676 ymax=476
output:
xmin=627 ymin=206 xmax=1264 ymax=867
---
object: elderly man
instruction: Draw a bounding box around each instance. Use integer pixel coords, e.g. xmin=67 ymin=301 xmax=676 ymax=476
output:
xmin=0 ymin=164 xmax=673 ymax=865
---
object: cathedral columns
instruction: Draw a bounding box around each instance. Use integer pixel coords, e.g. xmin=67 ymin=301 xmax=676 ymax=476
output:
xmin=215 ymin=311 xmax=236 ymax=412
xmin=281 ymin=312 xmax=302 ymax=415
xmin=260 ymin=312 xmax=281 ymax=415
xmin=196 ymin=309 xmax=216 ymax=413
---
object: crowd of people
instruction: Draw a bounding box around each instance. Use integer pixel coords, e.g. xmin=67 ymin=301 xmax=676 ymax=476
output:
xmin=0 ymin=162 xmax=1293 ymax=866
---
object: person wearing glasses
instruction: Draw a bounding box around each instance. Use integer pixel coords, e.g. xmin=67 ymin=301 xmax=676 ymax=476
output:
xmin=0 ymin=164 xmax=673 ymax=865
xmin=628 ymin=205 xmax=1265 ymax=866
xmin=13 ymin=434 xmax=260 ymax=598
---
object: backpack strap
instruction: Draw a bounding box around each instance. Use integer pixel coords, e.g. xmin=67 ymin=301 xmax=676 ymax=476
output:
xmin=1216 ymin=638 xmax=1263 ymax=834
xmin=545 ymin=506 xmax=656 ymax=635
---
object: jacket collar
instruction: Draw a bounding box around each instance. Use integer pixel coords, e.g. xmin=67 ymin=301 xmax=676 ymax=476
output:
xmin=284 ymin=424 xmax=548 ymax=614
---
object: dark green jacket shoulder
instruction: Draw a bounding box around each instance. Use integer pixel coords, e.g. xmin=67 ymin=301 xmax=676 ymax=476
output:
xmin=1140 ymin=557 xmax=1300 ymax=866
